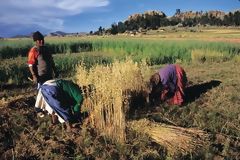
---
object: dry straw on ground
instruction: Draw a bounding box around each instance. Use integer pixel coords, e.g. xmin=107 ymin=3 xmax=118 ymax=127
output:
xmin=75 ymin=59 xmax=148 ymax=142
xmin=129 ymin=119 xmax=210 ymax=156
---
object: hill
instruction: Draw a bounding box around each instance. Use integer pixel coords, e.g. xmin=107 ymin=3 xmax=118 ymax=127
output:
xmin=47 ymin=31 xmax=67 ymax=37
xmin=173 ymin=10 xmax=226 ymax=20
xmin=93 ymin=9 xmax=240 ymax=35
xmin=9 ymin=31 xmax=87 ymax=39
xmin=11 ymin=34 xmax=31 ymax=38
xmin=46 ymin=31 xmax=87 ymax=37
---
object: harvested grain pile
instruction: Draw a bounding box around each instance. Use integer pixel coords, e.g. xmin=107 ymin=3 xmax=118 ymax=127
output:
xmin=129 ymin=119 xmax=210 ymax=156
xmin=75 ymin=59 xmax=148 ymax=143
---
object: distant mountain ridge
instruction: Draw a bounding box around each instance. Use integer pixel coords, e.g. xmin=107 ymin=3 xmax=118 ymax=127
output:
xmin=47 ymin=31 xmax=67 ymax=37
xmin=10 ymin=31 xmax=87 ymax=38
xmin=47 ymin=31 xmax=87 ymax=37
xmin=11 ymin=34 xmax=32 ymax=38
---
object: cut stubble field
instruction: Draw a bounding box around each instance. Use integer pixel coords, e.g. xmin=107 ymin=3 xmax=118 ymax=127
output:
xmin=0 ymin=60 xmax=239 ymax=159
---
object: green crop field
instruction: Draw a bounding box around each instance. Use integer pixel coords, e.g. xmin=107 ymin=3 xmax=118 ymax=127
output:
xmin=0 ymin=27 xmax=240 ymax=159
xmin=0 ymin=27 xmax=239 ymax=85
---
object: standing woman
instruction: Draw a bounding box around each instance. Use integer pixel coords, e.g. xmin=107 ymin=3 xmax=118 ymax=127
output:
xmin=149 ymin=64 xmax=187 ymax=106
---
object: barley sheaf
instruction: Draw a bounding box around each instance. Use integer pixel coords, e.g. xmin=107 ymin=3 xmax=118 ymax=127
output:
xmin=76 ymin=59 xmax=148 ymax=142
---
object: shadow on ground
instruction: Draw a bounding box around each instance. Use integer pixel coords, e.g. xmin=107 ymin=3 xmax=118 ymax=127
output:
xmin=185 ymin=80 xmax=222 ymax=104
xmin=0 ymin=83 xmax=32 ymax=90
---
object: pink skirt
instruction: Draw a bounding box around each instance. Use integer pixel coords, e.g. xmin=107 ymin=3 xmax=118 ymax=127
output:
xmin=168 ymin=65 xmax=187 ymax=105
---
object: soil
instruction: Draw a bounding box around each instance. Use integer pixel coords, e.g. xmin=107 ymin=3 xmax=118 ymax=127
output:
xmin=0 ymin=87 xmax=239 ymax=159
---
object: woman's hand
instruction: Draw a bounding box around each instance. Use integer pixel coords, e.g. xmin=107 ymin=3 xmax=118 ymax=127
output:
xmin=161 ymin=89 xmax=168 ymax=101
xmin=32 ymin=74 xmax=38 ymax=83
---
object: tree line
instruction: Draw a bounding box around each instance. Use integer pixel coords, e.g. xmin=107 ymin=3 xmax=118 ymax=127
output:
xmin=91 ymin=10 xmax=240 ymax=35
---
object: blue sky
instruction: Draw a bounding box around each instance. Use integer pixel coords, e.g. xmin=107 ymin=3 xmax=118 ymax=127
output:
xmin=0 ymin=0 xmax=239 ymax=37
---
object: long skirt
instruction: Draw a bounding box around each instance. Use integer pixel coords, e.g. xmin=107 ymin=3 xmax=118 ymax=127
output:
xmin=168 ymin=65 xmax=187 ymax=105
xmin=35 ymin=80 xmax=73 ymax=122
xmin=35 ymin=88 xmax=65 ymax=123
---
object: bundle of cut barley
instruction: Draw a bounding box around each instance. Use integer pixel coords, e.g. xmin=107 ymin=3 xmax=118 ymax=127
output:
xmin=129 ymin=119 xmax=210 ymax=156
xmin=75 ymin=59 xmax=148 ymax=142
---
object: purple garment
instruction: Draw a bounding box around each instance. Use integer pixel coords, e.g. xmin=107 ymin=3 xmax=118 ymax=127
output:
xmin=158 ymin=64 xmax=177 ymax=93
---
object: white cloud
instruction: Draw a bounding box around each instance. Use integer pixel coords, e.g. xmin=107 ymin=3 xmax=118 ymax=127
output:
xmin=0 ymin=0 xmax=109 ymax=34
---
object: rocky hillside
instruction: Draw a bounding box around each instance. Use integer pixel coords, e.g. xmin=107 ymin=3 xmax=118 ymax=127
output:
xmin=95 ymin=9 xmax=240 ymax=35
xmin=173 ymin=10 xmax=226 ymax=20
xmin=127 ymin=10 xmax=166 ymax=22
